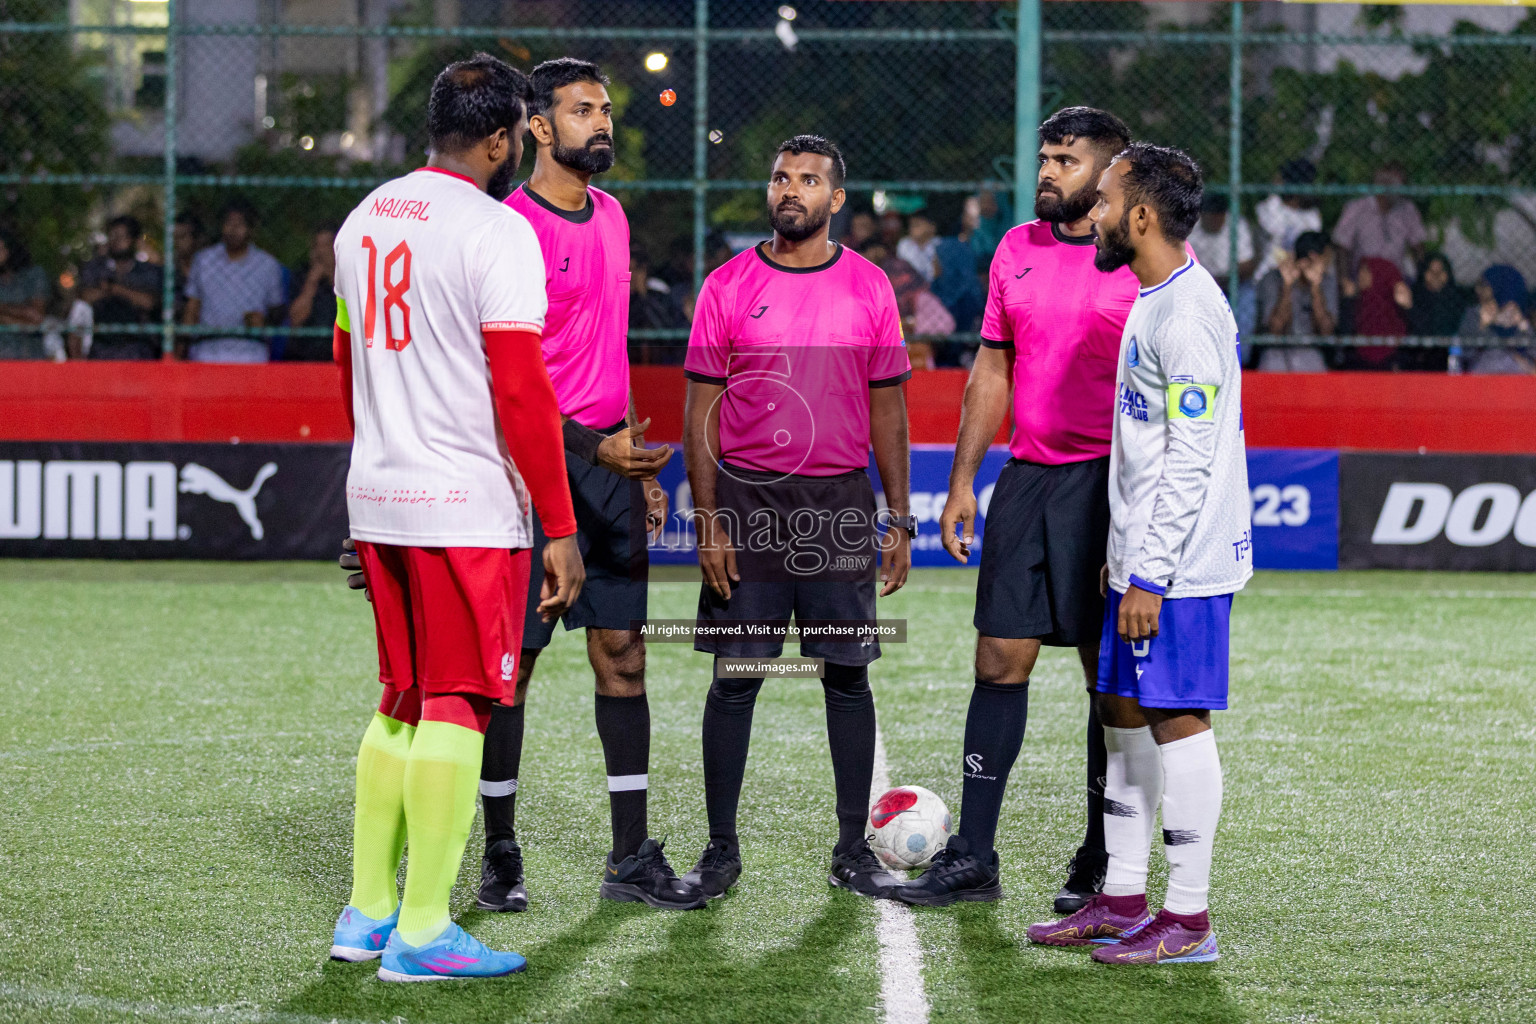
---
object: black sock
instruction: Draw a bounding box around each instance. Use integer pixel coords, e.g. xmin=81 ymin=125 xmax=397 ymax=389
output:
xmin=481 ymin=701 xmax=524 ymax=849
xmin=822 ymin=663 xmax=876 ymax=855
xmin=702 ymin=665 xmax=763 ymax=851
xmin=956 ymin=678 xmax=1029 ymax=857
xmin=1083 ymin=697 xmax=1107 ymax=856
xmin=595 ymin=693 xmax=651 ymax=861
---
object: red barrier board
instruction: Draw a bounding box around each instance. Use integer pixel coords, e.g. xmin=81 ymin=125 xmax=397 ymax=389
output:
xmin=0 ymin=362 xmax=351 ymax=444
xmin=1 ymin=362 xmax=1532 ymax=453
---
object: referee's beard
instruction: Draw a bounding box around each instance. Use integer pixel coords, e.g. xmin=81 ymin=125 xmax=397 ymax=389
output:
xmin=1035 ymin=180 xmax=1097 ymax=225
xmin=551 ymin=124 xmax=615 ymax=176
xmin=768 ymin=197 xmax=831 ymax=243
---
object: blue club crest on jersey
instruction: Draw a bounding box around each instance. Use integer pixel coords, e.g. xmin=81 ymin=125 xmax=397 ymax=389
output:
xmin=1127 ymin=338 xmax=1140 ymax=368
xmin=1179 ymin=386 xmax=1207 ymax=417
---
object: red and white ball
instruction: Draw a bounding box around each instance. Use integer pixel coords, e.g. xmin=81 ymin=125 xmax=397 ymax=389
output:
xmin=869 ymin=785 xmax=951 ymax=870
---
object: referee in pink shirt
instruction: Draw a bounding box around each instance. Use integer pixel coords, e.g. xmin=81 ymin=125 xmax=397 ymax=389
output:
xmin=476 ymin=58 xmax=704 ymax=913
xmin=897 ymin=108 xmax=1136 ymax=910
xmin=680 ymin=136 xmax=915 ymax=901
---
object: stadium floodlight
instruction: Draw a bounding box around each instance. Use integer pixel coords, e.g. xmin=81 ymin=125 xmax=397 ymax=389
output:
xmin=299 ymin=135 xmax=315 ymax=151
xmin=644 ymin=52 xmax=668 ymax=73
xmin=778 ymin=5 xmax=797 ymax=21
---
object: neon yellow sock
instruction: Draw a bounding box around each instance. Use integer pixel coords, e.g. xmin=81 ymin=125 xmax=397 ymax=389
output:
xmin=348 ymin=712 xmax=415 ymax=920
xmin=397 ymin=720 xmax=484 ymax=946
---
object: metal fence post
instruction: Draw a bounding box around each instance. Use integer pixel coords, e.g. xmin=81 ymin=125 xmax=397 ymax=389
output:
xmin=1227 ymin=1 xmax=1242 ymax=305
xmin=692 ymin=0 xmax=709 ymax=298
xmin=1014 ymin=0 xmax=1041 ymax=226
xmin=161 ymin=0 xmax=179 ymax=358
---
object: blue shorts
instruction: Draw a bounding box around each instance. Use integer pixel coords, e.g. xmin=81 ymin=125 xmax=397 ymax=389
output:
xmin=1095 ymin=589 xmax=1233 ymax=710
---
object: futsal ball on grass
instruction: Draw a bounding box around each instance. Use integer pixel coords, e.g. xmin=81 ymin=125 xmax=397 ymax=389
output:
xmin=869 ymin=785 xmax=951 ymax=870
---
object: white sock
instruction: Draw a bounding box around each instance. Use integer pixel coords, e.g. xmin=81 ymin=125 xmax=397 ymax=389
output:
xmin=1101 ymin=725 xmax=1164 ymax=897
xmin=1158 ymin=728 xmax=1223 ymax=915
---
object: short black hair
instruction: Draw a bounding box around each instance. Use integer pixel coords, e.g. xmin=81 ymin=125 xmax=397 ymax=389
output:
xmin=1294 ymin=230 xmax=1329 ymax=261
xmin=529 ymin=57 xmax=609 ymax=122
xmin=219 ymin=195 xmax=257 ymax=227
xmin=1118 ymin=142 xmax=1204 ymax=242
xmin=1200 ymin=191 xmax=1229 ymax=215
xmin=774 ymin=134 xmax=845 ymax=189
xmin=0 ymin=225 xmax=28 ymax=268
xmin=174 ymin=210 xmax=202 ymax=233
xmin=1280 ymin=157 xmax=1316 ymax=186
xmin=427 ymin=52 xmax=532 ymax=154
xmin=107 ymin=214 xmax=143 ymax=240
xmin=1038 ymin=106 xmax=1131 ymax=164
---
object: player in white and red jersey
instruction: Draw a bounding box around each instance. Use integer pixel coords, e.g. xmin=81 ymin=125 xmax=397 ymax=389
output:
xmin=475 ymin=58 xmax=703 ymax=914
xmin=325 ymin=54 xmax=583 ymax=982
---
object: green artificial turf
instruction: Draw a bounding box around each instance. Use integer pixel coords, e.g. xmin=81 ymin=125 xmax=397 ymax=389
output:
xmin=1 ymin=564 xmax=1532 ymax=1023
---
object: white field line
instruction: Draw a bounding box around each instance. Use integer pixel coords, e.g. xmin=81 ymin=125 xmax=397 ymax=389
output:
xmin=870 ymin=720 xmax=931 ymax=1024
xmin=0 ymin=982 xmax=380 ymax=1024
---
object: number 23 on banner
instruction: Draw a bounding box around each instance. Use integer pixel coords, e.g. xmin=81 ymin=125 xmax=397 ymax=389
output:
xmin=360 ymin=236 xmax=413 ymax=351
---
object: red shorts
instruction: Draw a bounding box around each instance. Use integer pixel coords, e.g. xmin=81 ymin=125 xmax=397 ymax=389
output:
xmin=355 ymin=542 xmax=531 ymax=701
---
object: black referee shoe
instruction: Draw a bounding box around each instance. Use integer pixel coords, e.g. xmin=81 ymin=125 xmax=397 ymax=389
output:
xmin=476 ymin=838 xmax=528 ymax=912
xmin=828 ymin=838 xmax=903 ymax=900
xmin=600 ymin=838 xmax=708 ymax=910
xmin=683 ymin=840 xmax=742 ymax=899
xmin=892 ymin=835 xmax=1003 ymax=907
xmin=1052 ymin=847 xmax=1108 ymax=915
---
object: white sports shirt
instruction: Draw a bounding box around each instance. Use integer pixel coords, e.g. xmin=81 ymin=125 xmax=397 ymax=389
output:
xmin=335 ymin=167 xmax=547 ymax=548
xmin=1107 ymin=257 xmax=1252 ymax=599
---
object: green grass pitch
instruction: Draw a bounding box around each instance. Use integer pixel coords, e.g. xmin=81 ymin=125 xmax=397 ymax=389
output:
xmin=1 ymin=562 xmax=1532 ymax=1023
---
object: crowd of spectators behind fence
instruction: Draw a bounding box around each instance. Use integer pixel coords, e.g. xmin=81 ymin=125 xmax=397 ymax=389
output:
xmin=829 ymin=159 xmax=1533 ymax=374
xmin=1 ymin=167 xmax=1532 ymax=373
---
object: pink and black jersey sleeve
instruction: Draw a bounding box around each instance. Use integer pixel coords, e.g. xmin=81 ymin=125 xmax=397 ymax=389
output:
xmin=978 ymin=240 xmax=1014 ymax=348
xmin=473 ymin=214 xmax=547 ymax=334
xmin=683 ymin=274 xmax=730 ymax=385
xmin=867 ymin=272 xmax=913 ymax=387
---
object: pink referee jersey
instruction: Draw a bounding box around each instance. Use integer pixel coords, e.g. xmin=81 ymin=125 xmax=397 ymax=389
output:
xmin=685 ymin=243 xmax=911 ymax=477
xmin=504 ymin=182 xmax=631 ymax=428
xmin=980 ymin=220 xmax=1140 ymax=465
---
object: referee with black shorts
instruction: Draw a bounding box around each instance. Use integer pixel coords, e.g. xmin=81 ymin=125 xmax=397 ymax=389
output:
xmin=677 ymin=136 xmax=916 ymax=900
xmin=895 ymin=108 xmax=1137 ymax=910
xmin=473 ymin=59 xmax=705 ymax=913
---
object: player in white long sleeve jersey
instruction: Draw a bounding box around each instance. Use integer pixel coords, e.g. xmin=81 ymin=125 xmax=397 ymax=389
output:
xmin=1029 ymin=143 xmax=1248 ymax=965
xmin=1105 ymin=255 xmax=1251 ymax=601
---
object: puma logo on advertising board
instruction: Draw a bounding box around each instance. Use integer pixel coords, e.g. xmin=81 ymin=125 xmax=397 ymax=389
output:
xmin=179 ymin=463 xmax=277 ymax=540
xmin=1371 ymin=482 xmax=1536 ymax=548
xmin=0 ymin=460 xmax=278 ymax=542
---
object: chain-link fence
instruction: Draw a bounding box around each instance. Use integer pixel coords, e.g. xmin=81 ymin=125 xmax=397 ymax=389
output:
xmin=1 ymin=1 xmax=1533 ymax=367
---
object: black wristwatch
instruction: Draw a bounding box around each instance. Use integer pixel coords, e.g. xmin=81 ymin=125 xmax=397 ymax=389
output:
xmin=887 ymin=513 xmax=919 ymax=539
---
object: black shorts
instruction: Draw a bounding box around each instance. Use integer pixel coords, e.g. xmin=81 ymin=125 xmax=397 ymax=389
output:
xmin=974 ymin=456 xmax=1110 ymax=647
xmin=522 ymin=425 xmax=648 ymax=649
xmin=694 ymin=464 xmax=881 ymax=666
